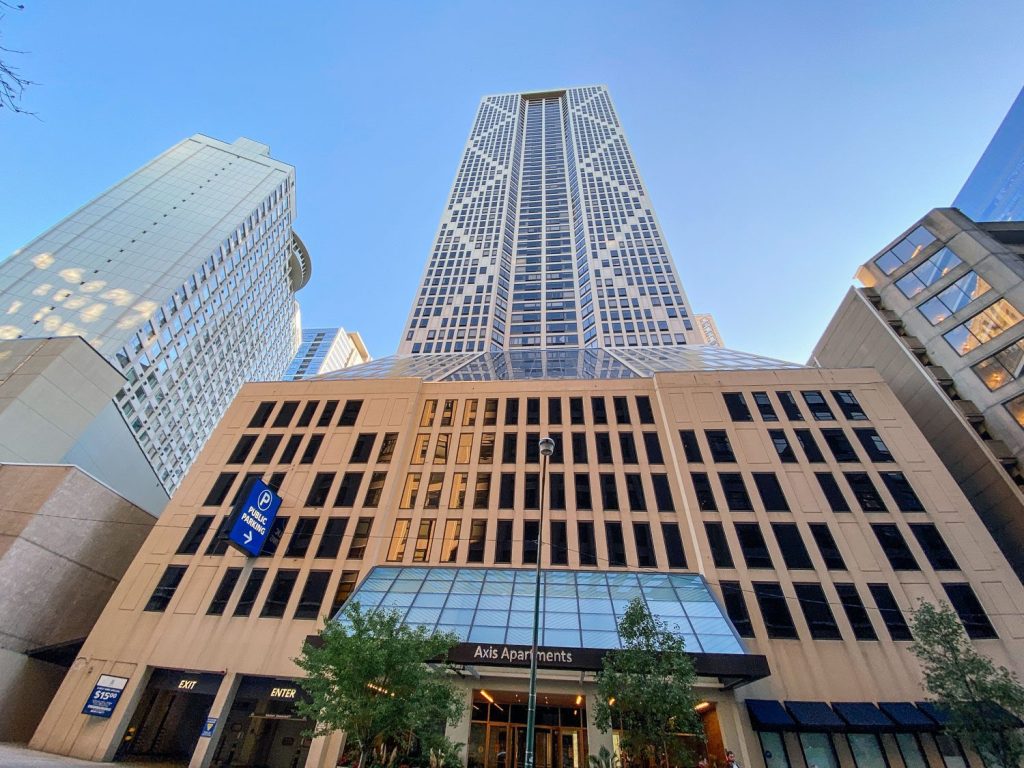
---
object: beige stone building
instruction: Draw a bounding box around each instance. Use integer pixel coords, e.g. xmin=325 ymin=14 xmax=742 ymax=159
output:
xmin=28 ymin=349 xmax=1024 ymax=768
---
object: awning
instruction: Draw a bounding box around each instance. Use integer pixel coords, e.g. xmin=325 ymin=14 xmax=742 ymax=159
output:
xmin=879 ymin=702 xmax=939 ymax=731
xmin=785 ymin=701 xmax=845 ymax=732
xmin=916 ymin=701 xmax=949 ymax=725
xmin=916 ymin=701 xmax=1024 ymax=729
xmin=746 ymin=700 xmax=797 ymax=730
xmin=832 ymin=702 xmax=897 ymax=732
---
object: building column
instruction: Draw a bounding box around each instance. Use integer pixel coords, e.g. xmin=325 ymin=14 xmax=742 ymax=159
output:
xmin=307 ymin=730 xmax=346 ymax=768
xmin=586 ymin=692 xmax=613 ymax=761
xmin=446 ymin=684 xmax=475 ymax=767
xmin=189 ymin=672 xmax=239 ymax=768
xmin=716 ymin=695 xmax=756 ymax=768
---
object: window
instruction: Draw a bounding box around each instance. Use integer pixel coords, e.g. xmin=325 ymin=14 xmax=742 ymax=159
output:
xmin=723 ymin=392 xmax=753 ymax=421
xmin=571 ymin=433 xmax=589 ymax=464
xmin=578 ymin=522 xmax=597 ymax=566
xmin=204 ymin=473 xmax=237 ymax=506
xmin=815 ymin=473 xmax=850 ymax=512
xmin=753 ymin=582 xmax=798 ymax=639
xmin=574 ymin=473 xmax=593 ymax=510
xmin=679 ymin=430 xmax=703 ymax=462
xmin=691 ymin=473 xmax=717 ymax=511
xmin=705 ymin=430 xmax=735 ymax=462
xmin=440 ymin=399 xmax=456 ymax=427
xmin=316 ymin=518 xmax=348 ymax=558
xmin=306 ymin=472 xmax=335 ymax=507
xmin=919 ymin=271 xmax=991 ymax=325
xmin=636 ymin=395 xmax=655 ymax=424
xmin=207 ymin=567 xmax=242 ymax=615
xmin=794 ymin=583 xmax=841 ymax=639
xmin=835 ymin=583 xmax=877 ymax=640
xmin=339 ymin=399 xmax=363 ymax=426
xmin=550 ymin=520 xmax=569 ymax=565
xmin=285 ymin=517 xmax=318 ymax=557
xmin=709 ymin=585 xmax=752 ymax=643
xmin=523 ymin=520 xmax=539 ymax=564
xmin=606 ymin=521 xmax=627 ymax=566
xmin=642 ymin=432 xmax=664 ymax=464
xmin=441 ymin=519 xmax=461 ymax=563
xmin=363 ymin=472 xmax=386 ymax=507
xmin=872 ymin=524 xmax=919 ymax=570
xmin=297 ymin=401 xmax=318 ymax=428
xmin=228 ymin=435 xmax=257 ymax=464
xmin=499 ymin=473 xmax=516 ymax=508
xmin=777 ymin=390 xmax=804 ymax=420
xmin=1006 ymin=392 xmax=1024 ymax=428
xmin=809 ymin=524 xmax=846 ymax=569
xmin=479 ymin=433 xmax=495 ymax=463
xmin=754 ymin=473 xmax=790 ymax=511
xmin=934 ymin=734 xmax=969 ymax=768
xmin=523 ymin=473 xmax=540 ymax=509
xmin=502 ymin=434 xmax=518 ymax=463
xmin=463 ymin=399 xmax=478 ymax=426
xmin=753 ymin=391 xmax=779 ymax=421
xmin=595 ymin=433 xmax=614 ymax=463
xmin=821 ymin=429 xmax=857 ymax=462
xmin=661 ymin=523 xmax=686 ymax=568
xmin=799 ymin=733 xmax=839 ymax=768
xmin=651 ymin=475 xmax=674 ymax=512
xmin=205 ymin=516 xmax=233 ymax=555
xmin=317 ymin=401 xmax=338 ymax=428
xmin=772 ymin=523 xmax=812 ymax=569
xmin=795 ymin=429 xmax=824 ymax=462
xmin=525 ymin=433 xmax=541 ymax=463
xmin=802 ymin=391 xmax=835 ymax=421
xmin=279 ymin=435 xmax=302 ymax=464
xmin=943 ymin=583 xmax=997 ymax=639
xmin=720 ymin=473 xmax=753 ymax=511
xmin=350 ymin=434 xmax=375 ymax=463
xmin=294 ymin=571 xmax=330 ymax=620
xmin=483 ymin=399 xmax=498 ymax=426
xmin=971 ymin=337 xmax=1024 ymax=391
xmin=845 ymin=473 xmax=887 ymax=512
xmin=433 ymin=433 xmax=450 ymax=464
xmin=869 ymin=583 xmax=912 ymax=640
xmin=144 ymin=565 xmax=187 ymax=612
xmin=330 ymin=571 xmax=359 ymax=615
xmin=613 ymin=396 xmax=631 ymax=424
xmin=420 ymin=400 xmax=437 ymax=427
xmin=176 ymin=515 xmax=213 ymax=555
xmin=832 ymin=390 xmax=868 ymax=420
xmin=591 ymin=397 xmax=608 ymax=424
xmin=504 ymin=398 xmax=520 ymax=425
xmin=347 ymin=518 xmax=372 ymax=559
xmin=854 ymin=428 xmax=894 ymax=462
xmin=260 ymin=517 xmax=288 ymax=557
xmin=495 ymin=520 xmax=513 ymax=563
xmin=268 ymin=472 xmax=285 ymax=492
xmin=467 ymin=520 xmax=487 ymax=562
xmin=758 ymin=733 xmax=790 ymax=768
xmin=768 ymin=430 xmax=796 ymax=463
xmin=413 ymin=520 xmax=435 ymax=562
xmin=894 ymin=245 xmax=961 ymax=297
xmin=944 ymin=299 xmax=1024 ymax=356
xmin=895 ymin=734 xmax=928 ymax=768
xmin=273 ymin=401 xmax=299 ymax=428
xmin=625 ymin=474 xmax=646 ymax=511
xmin=455 ymin=434 xmax=473 ymax=464
xmin=260 ymin=570 xmax=298 ymax=617
xmin=569 ymin=397 xmax=585 ymax=424
xmin=619 ymin=433 xmax=639 ymax=463
xmin=473 ymin=473 xmax=491 ymax=509
xmin=249 ymin=401 xmax=275 ymax=428
xmin=910 ymin=524 xmax=958 ymax=570
xmin=548 ymin=397 xmax=563 ymax=425
xmin=600 ymin=474 xmax=619 ymax=510
xmin=400 ymin=473 xmax=421 ymax=509
xmin=735 ymin=522 xmax=773 ymax=568
xmin=387 ymin=519 xmax=411 ymax=561
xmin=233 ymin=568 xmax=268 ymax=616
xmin=412 ymin=434 xmax=429 ymax=465
xmin=705 ymin=522 xmax=734 ymax=567
xmin=424 ymin=472 xmax=444 ymax=509
xmin=334 ymin=472 xmax=363 ymax=507
xmin=549 ymin=472 xmax=566 ymax=510
xmin=449 ymin=472 xmax=468 ymax=509
xmin=874 ymin=224 xmax=936 ymax=275
xmin=632 ymin=523 xmax=657 ymax=567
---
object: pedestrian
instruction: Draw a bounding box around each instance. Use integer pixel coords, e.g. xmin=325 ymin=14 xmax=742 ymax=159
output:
xmin=725 ymin=750 xmax=741 ymax=768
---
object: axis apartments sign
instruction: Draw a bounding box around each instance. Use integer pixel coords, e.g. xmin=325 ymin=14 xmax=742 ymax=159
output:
xmin=449 ymin=643 xmax=606 ymax=671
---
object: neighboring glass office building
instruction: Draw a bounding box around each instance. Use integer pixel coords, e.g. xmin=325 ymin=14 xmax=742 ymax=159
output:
xmin=954 ymin=85 xmax=1024 ymax=221
xmin=284 ymin=327 xmax=370 ymax=380
xmin=0 ymin=135 xmax=311 ymax=507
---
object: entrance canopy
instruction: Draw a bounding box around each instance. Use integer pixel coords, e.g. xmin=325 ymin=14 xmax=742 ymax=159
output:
xmin=339 ymin=567 xmax=769 ymax=686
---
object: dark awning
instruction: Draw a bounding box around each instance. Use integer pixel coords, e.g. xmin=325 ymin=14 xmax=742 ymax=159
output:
xmin=833 ymin=702 xmax=897 ymax=732
xmin=785 ymin=701 xmax=844 ymax=731
xmin=879 ymin=702 xmax=939 ymax=731
xmin=746 ymin=700 xmax=797 ymax=730
xmin=916 ymin=701 xmax=949 ymax=725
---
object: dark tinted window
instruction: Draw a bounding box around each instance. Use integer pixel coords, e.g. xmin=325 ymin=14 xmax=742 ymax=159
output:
xmin=272 ymin=401 xmax=299 ymax=428
xmin=526 ymin=398 xmax=541 ymax=425
xmin=845 ymin=473 xmax=887 ymax=512
xmin=642 ymin=432 xmax=664 ymax=464
xmin=523 ymin=520 xmax=539 ymax=564
xmin=720 ymin=472 xmax=753 ymax=511
xmin=504 ymin=398 xmax=520 ymax=426
xmin=833 ymin=390 xmax=868 ymax=420
xmin=294 ymin=571 xmax=330 ymax=619
xmin=297 ymin=401 xmax=318 ymax=428
xmin=338 ymin=400 xmax=363 ymax=426
xmin=249 ymin=401 xmax=275 ymax=428
xmin=706 ymin=430 xmax=736 ymax=462
xmin=613 ymin=396 xmax=631 ymax=424
xmin=794 ymin=583 xmax=842 ymax=639
xmin=595 ymin=433 xmax=613 ymax=463
xmin=316 ymin=518 xmax=348 ymax=558
xmin=753 ymin=392 xmax=779 ymax=421
xmin=605 ymin=521 xmax=627 ymax=566
xmin=550 ymin=520 xmax=569 ymax=565
xmin=495 ymin=520 xmax=513 ymax=563
xmin=723 ymin=392 xmax=753 ymax=422
xmin=661 ymin=523 xmax=687 ymax=568
xmin=795 ymin=429 xmax=825 ymax=462
xmin=633 ymin=523 xmax=657 ymax=567
xmin=525 ymin=434 xmax=540 ymax=463
xmin=317 ymin=401 xmax=338 ymax=427
xmin=880 ymin=472 xmax=925 ymax=512
xmin=204 ymin=473 xmax=237 ymax=506
xmin=523 ymin=473 xmax=540 ymax=510
xmin=691 ymin=472 xmax=717 ymax=511
xmin=910 ymin=524 xmax=959 ymax=570
xmin=836 ymin=583 xmax=877 ymax=640
xmin=652 ymin=474 xmax=674 ymax=512
xmin=777 ymin=391 xmax=804 ymax=420
xmin=578 ymin=521 xmax=597 ymax=566
xmin=548 ymin=397 xmax=563 ymax=425
xmin=279 ymin=435 xmax=302 ymax=464
xmin=260 ymin=570 xmax=298 ymax=617
xmin=768 ymin=430 xmax=797 ymax=463
xmin=574 ymin=473 xmax=592 ymax=510
xmin=600 ymin=473 xmax=619 ymax=510
xmin=503 ymin=433 xmax=518 ymax=464
xmin=347 ymin=518 xmax=372 ymax=559
xmin=499 ymin=473 xmax=516 ymax=508
xmin=753 ymin=582 xmax=799 ymax=639
xmin=802 ymin=390 xmax=836 ymax=421
xmin=736 ymin=522 xmax=773 ymax=569
xmin=705 ymin=522 xmax=734 ymax=568
xmin=822 ymin=429 xmax=858 ymax=462
xmin=207 ymin=567 xmax=242 ymax=616
xmin=872 ymin=524 xmax=919 ymax=570
xmin=363 ymin=472 xmax=386 ymax=507
xmin=177 ymin=515 xmax=213 ymax=555
xmin=679 ymin=430 xmax=703 ymax=462
xmin=809 ymin=523 xmax=846 ymax=570
xmin=569 ymin=397 xmax=585 ymax=424
xmin=549 ymin=433 xmax=564 ymax=463
xmin=305 ymin=472 xmax=335 ymax=507
xmin=349 ymin=434 xmax=375 ymax=463
xmin=591 ymin=397 xmax=608 ymax=425
xmin=944 ymin=583 xmax=997 ymax=639
xmin=869 ymin=584 xmax=912 ymax=640
xmin=334 ymin=472 xmax=363 ymax=507
xmin=816 ymin=473 xmax=851 ymax=512
xmin=300 ymin=434 xmax=324 ymax=464
xmin=619 ymin=433 xmax=639 ymax=463
xmin=753 ymin=473 xmax=790 ymax=511
xmin=285 ymin=517 xmax=318 ymax=557
xmin=205 ymin=516 xmax=233 ymax=555
xmin=772 ymin=523 xmax=813 ymax=569
xmin=855 ymin=428 xmax=894 ymax=462
xmin=635 ymin=396 xmax=655 ymax=424
xmin=467 ymin=520 xmax=487 ymax=563
xmin=260 ymin=517 xmax=288 ymax=557
xmin=549 ymin=472 xmax=566 ymax=510
xmin=233 ymin=568 xmax=268 ymax=617
xmin=228 ymin=435 xmax=257 ymax=464
xmin=144 ymin=565 xmax=187 ymax=612
xmin=571 ymin=433 xmax=588 ymax=464
xmin=721 ymin=581 xmax=754 ymax=637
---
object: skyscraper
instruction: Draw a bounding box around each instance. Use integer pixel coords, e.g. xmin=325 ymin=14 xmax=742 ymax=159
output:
xmin=0 ymin=135 xmax=310 ymax=503
xmin=284 ymin=327 xmax=371 ymax=380
xmin=400 ymin=86 xmax=701 ymax=355
xmin=954 ymin=85 xmax=1024 ymax=221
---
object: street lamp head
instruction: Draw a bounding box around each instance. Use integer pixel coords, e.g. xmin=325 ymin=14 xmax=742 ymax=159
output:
xmin=538 ymin=436 xmax=555 ymax=457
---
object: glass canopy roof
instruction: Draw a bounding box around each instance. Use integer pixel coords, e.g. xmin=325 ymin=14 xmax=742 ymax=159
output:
xmin=339 ymin=566 xmax=747 ymax=655
xmin=314 ymin=345 xmax=802 ymax=382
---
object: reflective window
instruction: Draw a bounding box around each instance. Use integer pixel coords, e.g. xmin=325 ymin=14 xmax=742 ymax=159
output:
xmin=1005 ymin=392 xmax=1024 ymax=428
xmin=895 ymin=246 xmax=962 ymax=297
xmin=918 ymin=271 xmax=990 ymax=324
xmin=846 ymin=734 xmax=887 ymax=768
xmin=874 ymin=225 xmax=936 ymax=275
xmin=944 ymin=299 xmax=1024 ymax=356
xmin=798 ymin=733 xmax=838 ymax=768
xmin=895 ymin=734 xmax=927 ymax=768
xmin=972 ymin=337 xmax=1024 ymax=390
xmin=759 ymin=732 xmax=791 ymax=768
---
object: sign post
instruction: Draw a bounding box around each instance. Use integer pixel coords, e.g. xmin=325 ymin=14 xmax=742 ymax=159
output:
xmin=82 ymin=675 xmax=129 ymax=718
xmin=227 ymin=478 xmax=282 ymax=557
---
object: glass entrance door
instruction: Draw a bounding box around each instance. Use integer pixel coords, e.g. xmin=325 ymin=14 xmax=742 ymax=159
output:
xmin=469 ymin=691 xmax=587 ymax=768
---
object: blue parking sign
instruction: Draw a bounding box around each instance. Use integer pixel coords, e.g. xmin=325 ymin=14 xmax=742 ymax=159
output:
xmin=82 ymin=674 xmax=129 ymax=718
xmin=228 ymin=478 xmax=282 ymax=557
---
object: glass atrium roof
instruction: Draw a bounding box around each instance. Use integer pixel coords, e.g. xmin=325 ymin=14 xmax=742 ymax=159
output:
xmin=314 ymin=346 xmax=802 ymax=382
xmin=338 ymin=566 xmax=747 ymax=655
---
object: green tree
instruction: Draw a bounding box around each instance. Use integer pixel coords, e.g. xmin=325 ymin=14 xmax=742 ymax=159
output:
xmin=593 ymin=597 xmax=703 ymax=768
xmin=910 ymin=600 xmax=1024 ymax=768
xmin=294 ymin=602 xmax=466 ymax=768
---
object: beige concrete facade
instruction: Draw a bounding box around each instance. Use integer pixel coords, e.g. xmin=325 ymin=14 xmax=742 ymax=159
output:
xmin=29 ymin=369 xmax=1024 ymax=768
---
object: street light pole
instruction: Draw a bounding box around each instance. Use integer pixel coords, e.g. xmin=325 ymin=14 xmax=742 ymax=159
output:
xmin=524 ymin=436 xmax=555 ymax=768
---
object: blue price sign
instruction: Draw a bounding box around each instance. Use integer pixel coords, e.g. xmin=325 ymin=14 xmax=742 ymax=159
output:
xmin=228 ymin=478 xmax=282 ymax=557
xmin=82 ymin=674 xmax=129 ymax=718
xmin=201 ymin=716 xmax=217 ymax=737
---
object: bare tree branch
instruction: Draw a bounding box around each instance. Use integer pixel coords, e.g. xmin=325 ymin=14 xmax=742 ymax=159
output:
xmin=0 ymin=1 xmax=37 ymax=116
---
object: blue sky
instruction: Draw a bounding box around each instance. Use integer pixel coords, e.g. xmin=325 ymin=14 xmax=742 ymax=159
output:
xmin=2 ymin=1 xmax=1022 ymax=363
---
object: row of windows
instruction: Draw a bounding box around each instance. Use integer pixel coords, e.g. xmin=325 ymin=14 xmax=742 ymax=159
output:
xmin=721 ymin=389 xmax=868 ymax=423
xmin=419 ymin=395 xmax=657 ymax=427
xmin=681 ymin=426 xmax=894 ymax=465
xmin=249 ymin=398 xmax=363 ymax=430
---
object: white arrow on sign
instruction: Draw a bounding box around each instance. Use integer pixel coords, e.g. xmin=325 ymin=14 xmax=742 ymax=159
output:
xmin=243 ymin=531 xmax=253 ymax=545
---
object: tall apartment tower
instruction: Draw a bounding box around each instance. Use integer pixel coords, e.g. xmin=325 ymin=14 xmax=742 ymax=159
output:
xmin=954 ymin=85 xmax=1024 ymax=222
xmin=284 ymin=327 xmax=371 ymax=380
xmin=0 ymin=135 xmax=311 ymax=505
xmin=400 ymin=86 xmax=702 ymax=354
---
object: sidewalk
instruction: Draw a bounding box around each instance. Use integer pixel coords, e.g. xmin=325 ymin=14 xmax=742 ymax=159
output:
xmin=0 ymin=743 xmax=183 ymax=768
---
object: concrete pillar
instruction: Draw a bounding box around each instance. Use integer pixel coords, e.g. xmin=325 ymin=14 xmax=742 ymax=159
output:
xmin=446 ymin=684 xmax=475 ymax=767
xmin=308 ymin=730 xmax=346 ymax=768
xmin=585 ymin=693 xmax=613 ymax=762
xmin=189 ymin=672 xmax=240 ymax=768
